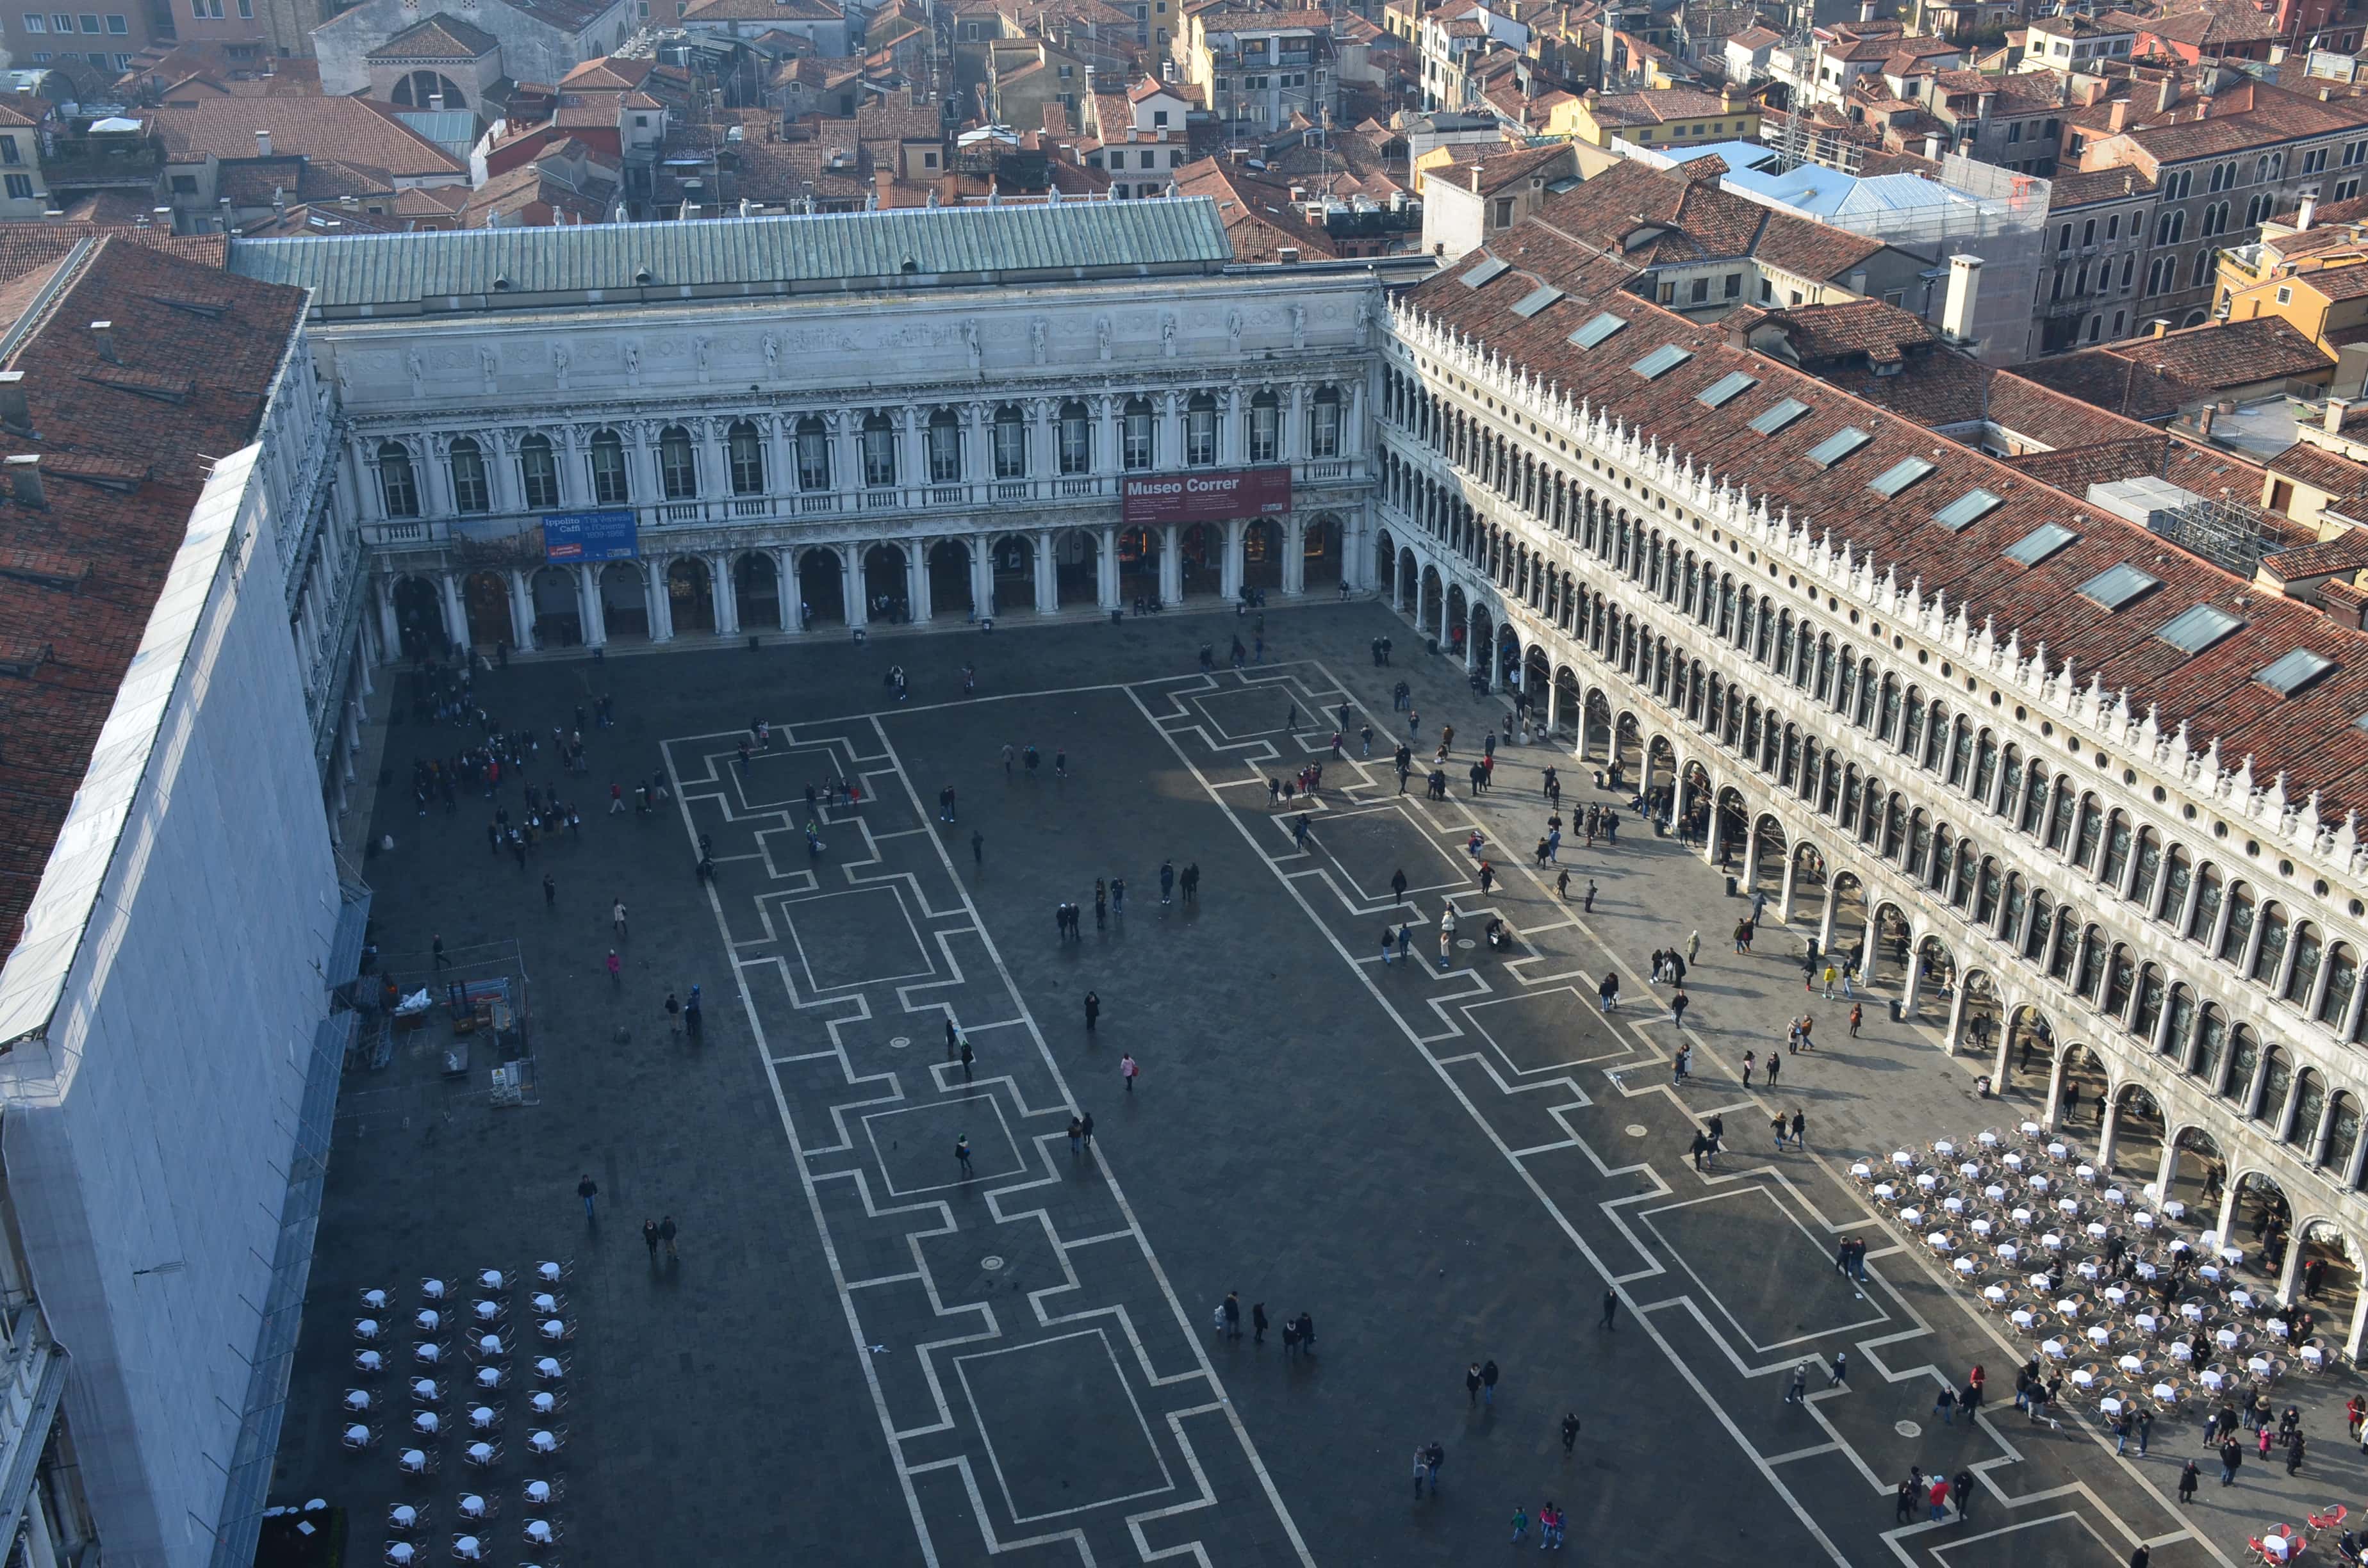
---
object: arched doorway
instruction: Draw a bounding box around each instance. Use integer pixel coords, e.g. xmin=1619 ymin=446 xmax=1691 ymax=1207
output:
xmin=2292 ymin=1222 xmax=2356 ymax=1328
xmin=599 ymin=562 xmax=648 ymax=639
xmin=734 ymin=553 xmax=780 ymax=632
xmin=1495 ymin=624 xmax=1522 ymax=693
xmin=2002 ymin=1004 xmax=2055 ymax=1100
xmin=1584 ymin=692 xmax=1614 ymax=763
xmin=1118 ymin=527 xmax=1160 ymax=606
xmin=1177 ymin=523 xmax=1218 ymax=599
xmin=2228 ymin=1172 xmax=2290 ymax=1270
xmin=1953 ymin=967 xmax=1999 ymax=1058
xmin=1677 ymin=760 xmax=1711 ymax=844
xmin=1524 ymin=646 xmax=1552 ymax=719
xmin=1909 ymin=933 xmax=1957 ymax=1022
xmin=1303 ymin=514 xmax=1343 ymax=589
xmin=1747 ymin=815 xmax=1787 ymax=902
xmin=1056 ymin=529 xmax=1101 ymax=607
xmin=1375 ymin=528 xmax=1396 ymax=598
xmin=1445 ymin=585 xmax=1469 ymax=658
xmin=2164 ymin=1126 xmax=2225 ymax=1213
xmin=462 ymin=569 xmax=513 ymax=649
xmin=2108 ymin=1084 xmax=2165 ymax=1182
xmin=668 ymin=557 xmax=716 ymax=633
xmin=1789 ymin=841 xmax=1827 ymax=930
xmin=2053 ymin=1043 xmax=2107 ymax=1131
xmin=1611 ymin=713 xmax=1642 ymax=788
xmin=392 ymin=70 xmax=467 ymax=107
xmin=1239 ymin=519 xmax=1281 ymax=594
xmin=1712 ymin=786 xmax=1747 ymax=870
xmin=1467 ymin=605 xmax=1493 ymax=689
xmin=1418 ymin=565 xmax=1442 ymax=633
xmin=393 ymin=575 xmax=445 ymax=660
xmin=1867 ymin=902 xmax=1912 ymax=988
xmin=990 ymin=534 xmax=1035 ymax=614
xmin=1554 ymin=668 xmax=1583 ymax=747
xmin=529 ymin=566 xmax=579 ymax=647
xmin=929 ymin=539 xmax=974 ymax=619
xmin=1399 ymin=550 xmax=1419 ymax=615
xmin=797 ymin=549 xmax=845 ymax=627
xmin=863 ymin=544 xmax=909 ymax=622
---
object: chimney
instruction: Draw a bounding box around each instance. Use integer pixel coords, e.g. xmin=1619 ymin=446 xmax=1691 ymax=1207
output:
xmin=88 ymin=320 xmax=117 ymax=363
xmin=0 ymin=372 xmax=28 ymax=432
xmin=2326 ymin=395 xmax=2350 ymax=433
xmin=2198 ymin=404 xmax=2216 ymax=436
xmin=6 ymin=455 xmax=43 ymax=509
xmin=2298 ymin=195 xmax=2317 ymax=231
xmin=1923 ymin=132 xmax=1941 ymax=159
xmin=256 ymin=128 xmax=272 ymax=157
xmin=431 ymin=92 xmax=445 ymax=110
xmin=2108 ymin=99 xmax=2128 ymax=131
xmin=2150 ymin=317 xmax=2169 ymax=338
xmin=1857 ymin=0 xmax=1876 ymax=19
xmin=1940 ymin=251 xmax=1983 ymax=343
xmin=2155 ymin=74 xmax=2176 ymax=113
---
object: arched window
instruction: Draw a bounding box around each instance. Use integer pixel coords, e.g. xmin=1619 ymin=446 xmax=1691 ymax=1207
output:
xmin=2128 ymin=829 xmax=2162 ymax=910
xmin=1237 ymin=388 xmax=1277 ymax=464
xmin=992 ymin=405 xmax=1026 ymax=479
xmin=657 ymin=423 xmax=698 ymax=500
xmin=2191 ymin=863 xmax=2226 ymax=945
xmin=2290 ymin=1068 xmax=2326 ymax=1149
xmin=2073 ymin=794 xmax=2105 ymax=869
xmin=518 ymin=434 xmax=560 ymax=510
xmin=2020 ymin=759 xmax=2050 ymax=834
xmin=2162 ymin=983 xmax=2195 ymax=1060
xmin=2224 ymin=1025 xmax=2260 ymax=1106
xmin=448 ymin=436 xmax=489 ymax=514
xmin=2324 ymin=1091 xmax=2360 ymax=1173
xmin=1122 ymin=397 xmax=1155 ymax=470
xmin=794 ymin=416 xmax=830 ymax=490
xmin=377 ymin=440 xmax=420 ymax=518
xmin=2191 ymin=1002 xmax=2226 ymax=1082
xmin=2321 ymin=942 xmax=2358 ymax=1029
xmin=728 ymin=420 xmax=765 ymax=494
xmin=2287 ymin=920 xmax=2324 ymax=1006
xmin=1946 ymin=716 xmax=1974 ymax=787
xmin=2103 ymin=943 xmax=2137 ymax=1017
xmin=860 ymin=412 xmax=896 ymax=487
xmin=588 ymin=429 xmax=629 ymax=505
xmin=2249 ymin=901 xmax=2288 ymax=984
xmin=1308 ymin=385 xmax=1343 ymax=457
xmin=1187 ymin=393 xmax=1218 ymax=465
xmin=2025 ymin=894 xmax=2055 ymax=964
xmin=2255 ymin=1042 xmax=2292 ymax=1125
xmin=2132 ymin=963 xmax=2166 ymax=1039
xmin=926 ymin=409 xmax=962 ymax=482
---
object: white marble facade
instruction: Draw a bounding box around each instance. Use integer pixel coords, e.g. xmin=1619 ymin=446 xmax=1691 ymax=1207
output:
xmin=325 ymin=271 xmax=1387 ymax=658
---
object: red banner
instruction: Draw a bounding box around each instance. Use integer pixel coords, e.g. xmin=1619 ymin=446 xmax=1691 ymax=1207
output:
xmin=1121 ymin=466 xmax=1292 ymax=527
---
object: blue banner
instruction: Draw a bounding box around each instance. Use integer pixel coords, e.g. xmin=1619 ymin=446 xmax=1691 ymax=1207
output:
xmin=542 ymin=509 xmax=638 ymax=563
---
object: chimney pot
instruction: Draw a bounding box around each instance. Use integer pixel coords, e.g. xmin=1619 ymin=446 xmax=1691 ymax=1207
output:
xmin=6 ymin=455 xmax=43 ymax=509
xmin=88 ymin=320 xmax=117 ymax=363
xmin=256 ymin=128 xmax=272 ymax=156
xmin=1940 ymin=251 xmax=1984 ymax=346
xmin=2299 ymin=195 xmax=2317 ymax=231
xmin=0 ymin=372 xmax=28 ymax=433
xmin=2326 ymin=395 xmax=2350 ymax=433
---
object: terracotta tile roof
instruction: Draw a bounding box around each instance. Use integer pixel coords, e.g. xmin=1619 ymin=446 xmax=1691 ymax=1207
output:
xmin=1589 ymin=86 xmax=1731 ymax=124
xmin=0 ymin=238 xmax=306 ymax=952
xmin=2266 ymin=439 xmax=2368 ymax=505
xmin=366 ymin=12 xmax=501 ymax=58
xmin=2262 ymin=528 xmax=2368 ymax=576
xmin=0 ymin=223 xmax=226 ymax=285
xmin=1533 ymin=159 xmax=1884 ymax=280
xmin=1755 ymin=297 xmax=1937 ymax=363
xmin=682 ymin=0 xmax=843 ymax=19
xmin=1404 ymin=218 xmax=2368 ymax=816
xmin=560 ymin=57 xmax=658 ymax=90
xmin=2137 ymin=0 xmax=2281 ymax=45
xmin=152 ymin=97 xmax=465 ymax=179
xmin=1172 ymin=154 xmax=1338 ymax=259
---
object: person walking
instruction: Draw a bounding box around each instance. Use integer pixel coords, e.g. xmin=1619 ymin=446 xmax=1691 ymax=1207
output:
xmin=956 ymin=1135 xmax=974 ymax=1177
xmin=1085 ymin=991 xmax=1099 ymax=1032
xmin=1121 ymin=1053 xmax=1138 ymax=1092
xmin=1222 ymin=1291 xmax=1241 ymax=1340
xmin=1765 ymin=1052 xmax=1781 ymax=1089
xmin=1786 ymin=1361 xmax=1809 ymax=1403
xmin=1952 ymin=1469 xmax=1973 ymax=1524
xmin=2177 ymin=1460 xmax=2198 ymax=1505
xmin=613 ymin=899 xmax=628 ymax=940
xmin=1481 ymin=1359 xmax=1499 ymax=1406
xmin=1742 ymin=1050 xmax=1757 ymax=1087
xmin=1828 ymin=1351 xmax=1848 ymax=1389
xmin=1069 ymin=1115 xmax=1083 ymax=1156
xmin=959 ymin=1038 xmax=974 ymax=1080
xmin=1560 ymin=1412 xmax=1580 ymax=1455
xmin=1509 ymin=1505 xmax=1529 ymax=1546
xmin=1790 ymin=1109 xmax=1807 ymax=1150
xmin=642 ymin=1218 xmax=660 ymax=1260
xmin=1380 ymin=925 xmax=1395 ymax=966
xmin=2219 ymin=1436 xmax=2242 ymax=1485
xmin=577 ymin=1173 xmax=598 ymax=1220
xmin=1411 ymin=1447 xmax=1429 ymax=1499
xmin=1599 ymin=1289 xmax=1618 ymax=1330
xmin=1080 ymin=1112 xmax=1094 ymax=1152
xmin=658 ymin=1215 xmax=678 ymax=1259
xmin=1252 ymin=1302 xmax=1269 ymax=1344
xmin=605 ymin=949 xmax=621 ymax=986
xmin=1467 ymin=1362 xmax=1483 ymax=1406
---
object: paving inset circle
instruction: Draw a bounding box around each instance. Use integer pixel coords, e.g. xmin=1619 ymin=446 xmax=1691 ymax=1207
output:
xmin=982 ymin=1256 xmax=1005 ymax=1271
xmin=1895 ymin=1420 xmax=1922 ymax=1438
xmin=889 ymin=1036 xmax=910 ymax=1049
xmin=1625 ymin=1125 xmax=1649 ymax=1138
xmin=1457 ymin=938 xmax=1477 ymax=949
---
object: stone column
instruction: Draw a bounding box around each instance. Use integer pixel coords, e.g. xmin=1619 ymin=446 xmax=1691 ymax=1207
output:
xmin=507 ymin=569 xmax=536 ymax=650
xmin=627 ymin=421 xmax=659 ymax=503
xmin=909 ymin=542 xmax=933 ymax=623
xmin=1160 ymin=391 xmax=1184 ymax=466
xmin=1285 ymin=383 xmax=1307 ymax=461
xmin=1993 ymin=1025 xmax=2015 ymax=1098
xmin=648 ymin=561 xmax=675 ymax=642
xmin=843 ymin=544 xmax=868 ymax=630
xmin=837 ymin=412 xmax=864 ymax=497
xmin=1221 ymin=386 xmax=1244 ymax=466
xmin=766 ymin=416 xmax=794 ymax=503
xmin=1035 ymin=530 xmax=1057 ymax=614
xmin=440 ymin=571 xmax=470 ymax=653
xmin=697 ymin=417 xmax=728 ymax=502
xmin=1159 ymin=524 xmax=1181 ymax=603
xmin=1094 ymin=395 xmax=1119 ymax=476
xmin=1221 ymin=518 xmax=1246 ymax=600
xmin=1943 ymin=978 xmax=1968 ymax=1050
xmin=971 ymin=538 xmax=994 ymax=618
xmin=713 ymin=553 xmax=739 ymax=636
xmin=2095 ymin=1093 xmax=2123 ymax=1173
xmin=1779 ymin=849 xmax=1800 ymax=925
xmin=1283 ymin=514 xmax=1307 ymax=594
xmin=963 ymin=402 xmax=991 ymax=484
xmin=1818 ymin=885 xmax=1839 ymax=952
xmin=376 ymin=574 xmax=402 ymax=656
xmin=422 ymin=436 xmax=455 ymax=519
xmin=577 ymin=563 xmax=607 ymax=646
xmin=773 ymin=548 xmax=797 ymax=630
xmin=1099 ymin=526 xmax=1120 ymax=609
xmin=897 ymin=409 xmax=926 ymax=498
xmin=1704 ymin=793 xmax=1725 ymax=869
xmin=1900 ymin=926 xmax=1925 ymax=1017
xmin=1028 ymin=399 xmax=1055 ymax=489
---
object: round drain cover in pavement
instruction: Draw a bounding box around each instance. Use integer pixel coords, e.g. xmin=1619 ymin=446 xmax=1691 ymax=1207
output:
xmin=889 ymin=1036 xmax=910 ymax=1049
xmin=1625 ymin=1125 xmax=1649 ymax=1138
xmin=982 ymin=1256 xmax=1005 ymax=1271
xmin=1458 ymin=938 xmax=1477 ymax=949
xmin=1895 ymin=1421 xmax=1921 ymax=1438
